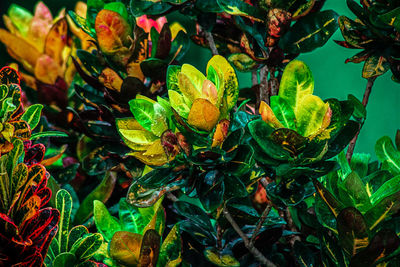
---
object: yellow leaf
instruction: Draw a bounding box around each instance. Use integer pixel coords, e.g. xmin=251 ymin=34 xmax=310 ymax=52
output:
xmin=143 ymin=140 xmax=165 ymax=156
xmin=131 ymin=150 xmax=168 ymax=166
xmin=259 ymin=101 xmax=284 ymax=128
xmin=0 ymin=29 xmax=41 ymax=72
xmin=127 ymin=62 xmax=145 ymax=81
xmin=178 ymin=64 xmax=205 ymax=103
xmin=169 ymin=22 xmax=186 ymax=40
xmin=187 ymin=98 xmax=220 ymax=132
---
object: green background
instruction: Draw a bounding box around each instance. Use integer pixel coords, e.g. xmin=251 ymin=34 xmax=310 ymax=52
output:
xmin=1 ymin=0 xmax=398 ymax=157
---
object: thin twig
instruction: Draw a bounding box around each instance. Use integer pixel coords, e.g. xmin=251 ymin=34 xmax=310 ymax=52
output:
xmin=223 ymin=207 xmax=277 ymax=267
xmin=250 ymin=204 xmax=271 ymax=245
xmin=216 ymin=224 xmax=223 ymax=250
xmin=346 ymin=77 xmax=376 ymax=163
xmin=205 ymin=31 xmax=219 ymax=56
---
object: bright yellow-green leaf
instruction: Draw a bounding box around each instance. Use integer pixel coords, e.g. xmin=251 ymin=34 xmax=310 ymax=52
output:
xmin=168 ymin=90 xmax=190 ymax=119
xmin=8 ymin=4 xmax=33 ymax=37
xmin=131 ymin=150 xmax=168 ymax=166
xmin=116 ymin=117 xmax=158 ymax=150
xmin=279 ymin=60 xmax=314 ymax=116
xmin=187 ymin=98 xmax=220 ymax=132
xmin=296 ymin=95 xmax=330 ymax=137
xmin=178 ymin=64 xmax=205 ymax=104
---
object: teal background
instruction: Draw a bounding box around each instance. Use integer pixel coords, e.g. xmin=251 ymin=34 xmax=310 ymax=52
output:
xmin=1 ymin=0 xmax=399 ymax=157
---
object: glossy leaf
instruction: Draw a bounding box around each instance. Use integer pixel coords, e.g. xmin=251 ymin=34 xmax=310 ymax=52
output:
xmin=375 ymin=136 xmax=400 ymax=176
xmin=55 ymin=189 xmax=73 ymax=253
xmin=73 ymin=172 xmax=117 ymax=225
xmin=21 ymin=104 xmax=43 ymax=130
xmin=280 ymin=10 xmax=339 ymax=54
xmin=93 ymin=200 xmax=121 ymax=242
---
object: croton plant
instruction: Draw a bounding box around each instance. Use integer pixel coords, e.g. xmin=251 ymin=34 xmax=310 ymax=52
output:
xmin=1 ymin=0 xmax=400 ymax=266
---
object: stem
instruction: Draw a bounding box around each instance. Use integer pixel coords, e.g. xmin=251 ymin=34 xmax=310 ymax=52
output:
xmin=346 ymin=77 xmax=376 ymax=163
xmin=205 ymin=31 xmax=219 ymax=56
xmin=166 ymin=192 xmax=178 ymax=202
xmin=216 ymin=224 xmax=223 ymax=250
xmin=250 ymin=204 xmax=271 ymax=245
xmin=259 ymin=66 xmax=270 ymax=110
xmin=223 ymin=207 xmax=277 ymax=267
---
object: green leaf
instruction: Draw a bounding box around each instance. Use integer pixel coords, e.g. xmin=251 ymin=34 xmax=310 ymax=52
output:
xmin=116 ymin=117 xmax=158 ymax=150
xmin=293 ymin=241 xmax=315 ymax=267
xmin=178 ymin=63 xmax=205 ymax=104
xmin=228 ymin=53 xmax=258 ymax=72
xmin=53 ymin=252 xmax=77 ymax=267
xmin=206 ymin=55 xmax=239 ymax=113
xmin=280 ymin=10 xmax=339 ymax=54
xmin=248 ymin=119 xmax=291 ymax=160
xmin=129 ymin=98 xmax=156 ymax=132
xmin=375 ymin=136 xmax=400 ymax=176
xmin=30 ymin=131 xmax=68 ymax=139
xmin=378 ymin=7 xmax=400 ymax=31
xmin=70 ymin=233 xmax=103 ymax=261
xmin=348 ymin=94 xmax=366 ymax=121
xmin=278 ymin=60 xmax=314 ymax=116
xmin=204 ymin=248 xmax=240 ymax=267
xmin=341 ymin=171 xmax=371 ymax=212
xmin=21 ymin=104 xmax=43 ymax=130
xmin=157 ymin=224 xmax=182 ymax=267
xmin=104 ymin=2 xmax=129 ymax=20
xmin=370 ymin=175 xmax=400 ymax=205
xmin=93 ymin=200 xmax=121 ymax=242
xmin=56 ymin=189 xmax=73 ymax=253
xmin=167 ymin=65 xmax=181 ymax=92
xmin=296 ymin=95 xmax=329 ymax=137
xmin=173 ymin=201 xmax=214 ymax=232
xmin=68 ymin=226 xmax=89 ymax=251
xmin=73 ymin=171 xmax=117 ymax=225
xmin=270 ymin=96 xmax=296 ymax=129
xmin=196 ymin=170 xmax=225 ymax=212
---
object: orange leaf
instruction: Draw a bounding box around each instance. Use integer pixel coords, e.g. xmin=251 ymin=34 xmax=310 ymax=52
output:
xmin=34 ymin=54 xmax=63 ymax=85
xmin=202 ymin=79 xmax=218 ymax=105
xmin=259 ymin=101 xmax=284 ymax=128
xmin=187 ymin=98 xmax=220 ymax=132
xmin=45 ymin=18 xmax=68 ymax=66
xmin=99 ymin=68 xmax=123 ymax=92
xmin=95 ymin=9 xmax=132 ymax=65
xmin=212 ymin=119 xmax=230 ymax=148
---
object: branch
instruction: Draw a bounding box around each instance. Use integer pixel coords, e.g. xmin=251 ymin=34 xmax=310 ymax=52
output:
xmin=346 ymin=77 xmax=376 ymax=163
xmin=223 ymin=207 xmax=277 ymax=267
xmin=257 ymin=66 xmax=269 ymax=114
xmin=205 ymin=31 xmax=219 ymax=56
xmin=250 ymin=204 xmax=271 ymax=245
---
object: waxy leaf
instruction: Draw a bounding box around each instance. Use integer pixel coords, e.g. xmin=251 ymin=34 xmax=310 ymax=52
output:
xmin=375 ymin=136 xmax=400 ymax=176
xmin=55 ymin=189 xmax=73 ymax=253
xmin=157 ymin=224 xmax=181 ymax=267
xmin=109 ymin=231 xmax=142 ymax=266
xmin=73 ymin=172 xmax=116 ymax=225
xmin=93 ymin=200 xmax=121 ymax=242
xmin=280 ymin=10 xmax=339 ymax=54
xmin=21 ymin=104 xmax=43 ymax=130
xmin=187 ymin=98 xmax=220 ymax=132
